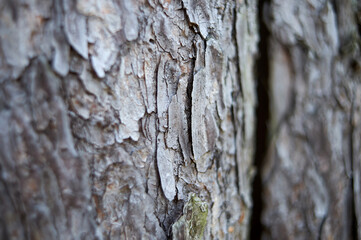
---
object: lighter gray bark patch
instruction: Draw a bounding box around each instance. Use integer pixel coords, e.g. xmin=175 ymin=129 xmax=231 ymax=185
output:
xmin=157 ymin=133 xmax=177 ymax=201
xmin=64 ymin=10 xmax=88 ymax=59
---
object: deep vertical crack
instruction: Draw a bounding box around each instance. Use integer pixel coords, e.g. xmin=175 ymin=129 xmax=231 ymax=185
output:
xmin=232 ymin=3 xmax=242 ymax=196
xmin=153 ymin=57 xmax=165 ymax=235
xmin=231 ymin=104 xmax=240 ymax=194
xmin=250 ymin=0 xmax=270 ymax=239
xmin=350 ymin=96 xmax=358 ymax=240
xmin=186 ymin=56 xmax=195 ymax=160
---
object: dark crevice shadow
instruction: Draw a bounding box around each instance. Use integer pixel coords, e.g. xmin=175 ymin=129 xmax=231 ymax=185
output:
xmin=250 ymin=0 xmax=270 ymax=239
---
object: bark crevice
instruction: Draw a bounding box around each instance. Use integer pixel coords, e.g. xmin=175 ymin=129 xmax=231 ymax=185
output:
xmin=350 ymin=95 xmax=358 ymax=240
xmin=186 ymin=56 xmax=195 ymax=162
xmin=250 ymin=0 xmax=270 ymax=238
xmin=231 ymin=4 xmax=241 ymax=195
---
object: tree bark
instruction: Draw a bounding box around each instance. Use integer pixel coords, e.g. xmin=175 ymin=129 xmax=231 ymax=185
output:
xmin=0 ymin=0 xmax=258 ymax=239
xmin=262 ymin=0 xmax=361 ymax=239
xmin=1 ymin=0 xmax=360 ymax=239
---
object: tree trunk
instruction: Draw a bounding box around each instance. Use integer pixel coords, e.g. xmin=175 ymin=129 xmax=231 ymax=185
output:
xmin=261 ymin=0 xmax=361 ymax=239
xmin=0 ymin=0 xmax=258 ymax=239
xmin=1 ymin=0 xmax=360 ymax=239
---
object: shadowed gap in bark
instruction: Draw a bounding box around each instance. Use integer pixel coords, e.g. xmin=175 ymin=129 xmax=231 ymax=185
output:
xmin=250 ymin=0 xmax=270 ymax=239
xmin=350 ymin=96 xmax=358 ymax=240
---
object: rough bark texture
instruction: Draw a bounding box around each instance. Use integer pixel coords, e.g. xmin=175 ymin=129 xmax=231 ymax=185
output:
xmin=262 ymin=0 xmax=361 ymax=239
xmin=1 ymin=0 xmax=360 ymax=239
xmin=0 ymin=0 xmax=258 ymax=239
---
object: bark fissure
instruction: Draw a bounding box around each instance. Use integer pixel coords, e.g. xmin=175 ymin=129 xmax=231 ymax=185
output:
xmin=232 ymin=4 xmax=243 ymax=98
xmin=350 ymin=95 xmax=358 ymax=240
xmin=250 ymin=0 xmax=270 ymax=238
xmin=154 ymin=58 xmax=164 ymax=233
xmin=230 ymin=3 xmax=242 ymax=197
xmin=186 ymin=57 xmax=195 ymax=161
xmin=231 ymin=104 xmax=240 ymax=194
xmin=317 ymin=212 xmax=328 ymax=240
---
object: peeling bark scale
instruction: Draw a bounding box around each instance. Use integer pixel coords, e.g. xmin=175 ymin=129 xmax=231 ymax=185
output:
xmin=0 ymin=0 xmax=360 ymax=240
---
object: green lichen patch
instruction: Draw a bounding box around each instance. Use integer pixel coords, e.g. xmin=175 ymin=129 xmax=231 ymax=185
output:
xmin=172 ymin=193 xmax=208 ymax=240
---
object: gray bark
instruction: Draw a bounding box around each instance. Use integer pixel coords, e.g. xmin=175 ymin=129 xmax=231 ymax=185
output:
xmin=0 ymin=0 xmax=258 ymax=239
xmin=1 ymin=0 xmax=360 ymax=239
xmin=262 ymin=0 xmax=361 ymax=239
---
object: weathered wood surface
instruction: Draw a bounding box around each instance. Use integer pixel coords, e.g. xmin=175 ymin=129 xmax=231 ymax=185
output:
xmin=0 ymin=0 xmax=258 ymax=239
